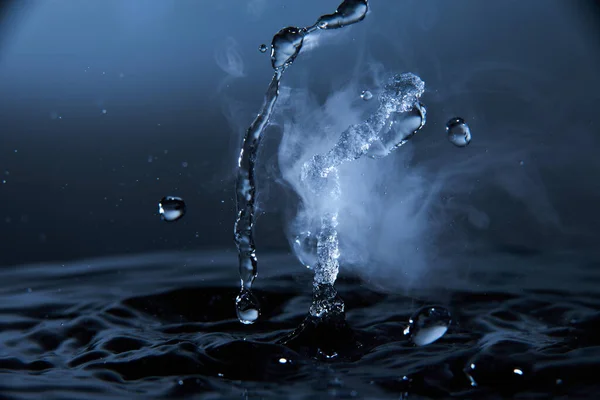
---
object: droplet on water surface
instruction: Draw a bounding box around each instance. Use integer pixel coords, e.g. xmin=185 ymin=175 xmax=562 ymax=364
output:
xmin=360 ymin=90 xmax=373 ymax=101
xmin=446 ymin=117 xmax=472 ymax=147
xmin=236 ymin=289 xmax=260 ymax=324
xmin=404 ymin=306 xmax=451 ymax=346
xmin=258 ymin=44 xmax=268 ymax=53
xmin=158 ymin=196 xmax=186 ymax=222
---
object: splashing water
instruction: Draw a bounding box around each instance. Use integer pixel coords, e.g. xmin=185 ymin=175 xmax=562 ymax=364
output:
xmin=158 ymin=196 xmax=186 ymax=222
xmin=233 ymin=0 xmax=369 ymax=324
xmin=298 ymin=73 xmax=426 ymax=315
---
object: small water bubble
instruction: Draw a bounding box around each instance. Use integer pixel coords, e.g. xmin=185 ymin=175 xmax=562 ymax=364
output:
xmin=178 ymin=380 xmax=183 ymax=385
xmin=404 ymin=306 xmax=451 ymax=346
xmin=258 ymin=43 xmax=268 ymax=53
xmin=158 ymin=196 xmax=186 ymax=222
xmin=360 ymin=90 xmax=372 ymax=101
xmin=235 ymin=289 xmax=260 ymax=324
xmin=519 ymin=160 xmax=525 ymax=166
xmin=278 ymin=357 xmax=288 ymax=364
xmin=101 ymin=109 xmax=107 ymax=114
xmin=293 ymin=231 xmax=318 ymax=269
xmin=181 ymin=161 xmax=188 ymax=168
xmin=446 ymin=117 xmax=472 ymax=147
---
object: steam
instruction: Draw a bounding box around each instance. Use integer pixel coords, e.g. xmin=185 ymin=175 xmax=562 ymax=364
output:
xmin=273 ymin=64 xmax=564 ymax=294
xmin=215 ymin=37 xmax=245 ymax=78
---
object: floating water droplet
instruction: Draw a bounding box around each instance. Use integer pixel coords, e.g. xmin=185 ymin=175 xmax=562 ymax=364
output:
xmin=446 ymin=117 xmax=471 ymax=147
xmin=101 ymin=109 xmax=107 ymax=114
xmin=360 ymin=90 xmax=372 ymax=101
xmin=158 ymin=196 xmax=186 ymax=222
xmin=404 ymin=306 xmax=451 ymax=346
xmin=235 ymin=289 xmax=260 ymax=324
xmin=316 ymin=0 xmax=368 ymax=30
xmin=259 ymin=44 xmax=268 ymax=53
xmin=293 ymin=231 xmax=318 ymax=269
xmin=271 ymin=27 xmax=305 ymax=70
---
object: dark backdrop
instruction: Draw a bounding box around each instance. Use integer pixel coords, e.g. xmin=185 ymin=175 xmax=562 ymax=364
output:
xmin=0 ymin=0 xmax=599 ymax=267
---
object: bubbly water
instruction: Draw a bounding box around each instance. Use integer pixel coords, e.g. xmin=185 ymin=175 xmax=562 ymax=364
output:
xmin=158 ymin=196 xmax=186 ymax=222
xmin=234 ymin=0 xmax=369 ymax=324
xmin=298 ymin=73 xmax=426 ymax=300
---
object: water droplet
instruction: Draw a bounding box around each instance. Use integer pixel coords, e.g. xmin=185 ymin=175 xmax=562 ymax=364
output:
xmin=293 ymin=231 xmax=318 ymax=269
xmin=258 ymin=43 xmax=268 ymax=53
xmin=178 ymin=380 xmax=183 ymax=385
xmin=360 ymin=90 xmax=373 ymax=101
xmin=404 ymin=306 xmax=451 ymax=346
xmin=181 ymin=161 xmax=188 ymax=168
xmin=158 ymin=196 xmax=186 ymax=222
xmin=367 ymin=102 xmax=426 ymax=158
xmin=519 ymin=160 xmax=524 ymax=166
xmin=446 ymin=117 xmax=472 ymax=147
xmin=235 ymin=289 xmax=260 ymax=324
xmin=101 ymin=109 xmax=107 ymax=114
xmin=271 ymin=27 xmax=305 ymax=70
xmin=316 ymin=0 xmax=368 ymax=30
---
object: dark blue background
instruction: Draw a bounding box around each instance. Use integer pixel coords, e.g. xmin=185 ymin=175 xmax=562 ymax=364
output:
xmin=0 ymin=0 xmax=599 ymax=267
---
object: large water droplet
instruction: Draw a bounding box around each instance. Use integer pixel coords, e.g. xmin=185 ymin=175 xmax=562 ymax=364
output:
xmin=158 ymin=196 xmax=186 ymax=222
xmin=367 ymin=102 xmax=426 ymax=158
xmin=360 ymin=90 xmax=373 ymax=101
xmin=271 ymin=27 xmax=305 ymax=71
xmin=236 ymin=289 xmax=260 ymax=324
xmin=259 ymin=44 xmax=268 ymax=53
xmin=293 ymin=231 xmax=318 ymax=269
xmin=404 ymin=306 xmax=451 ymax=346
xmin=446 ymin=117 xmax=472 ymax=147
xmin=317 ymin=0 xmax=368 ymax=29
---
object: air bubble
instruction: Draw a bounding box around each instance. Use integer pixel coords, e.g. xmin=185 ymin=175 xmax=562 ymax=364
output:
xmin=259 ymin=44 xmax=268 ymax=53
xmin=404 ymin=306 xmax=451 ymax=346
xmin=158 ymin=196 xmax=186 ymax=222
xmin=293 ymin=231 xmax=318 ymax=269
xmin=360 ymin=90 xmax=373 ymax=101
xmin=446 ymin=117 xmax=472 ymax=147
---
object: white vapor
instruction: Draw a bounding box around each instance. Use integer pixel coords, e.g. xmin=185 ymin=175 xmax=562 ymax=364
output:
xmin=272 ymin=62 xmax=568 ymax=295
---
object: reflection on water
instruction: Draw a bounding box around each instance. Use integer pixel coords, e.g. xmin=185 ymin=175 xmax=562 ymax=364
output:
xmin=1 ymin=249 xmax=599 ymax=398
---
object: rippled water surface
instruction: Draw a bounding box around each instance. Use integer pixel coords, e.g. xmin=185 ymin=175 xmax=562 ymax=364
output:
xmin=1 ymin=250 xmax=600 ymax=399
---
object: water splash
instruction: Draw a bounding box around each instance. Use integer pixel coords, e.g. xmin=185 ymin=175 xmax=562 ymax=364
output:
xmin=234 ymin=0 xmax=370 ymax=324
xmin=298 ymin=73 xmax=426 ymax=306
